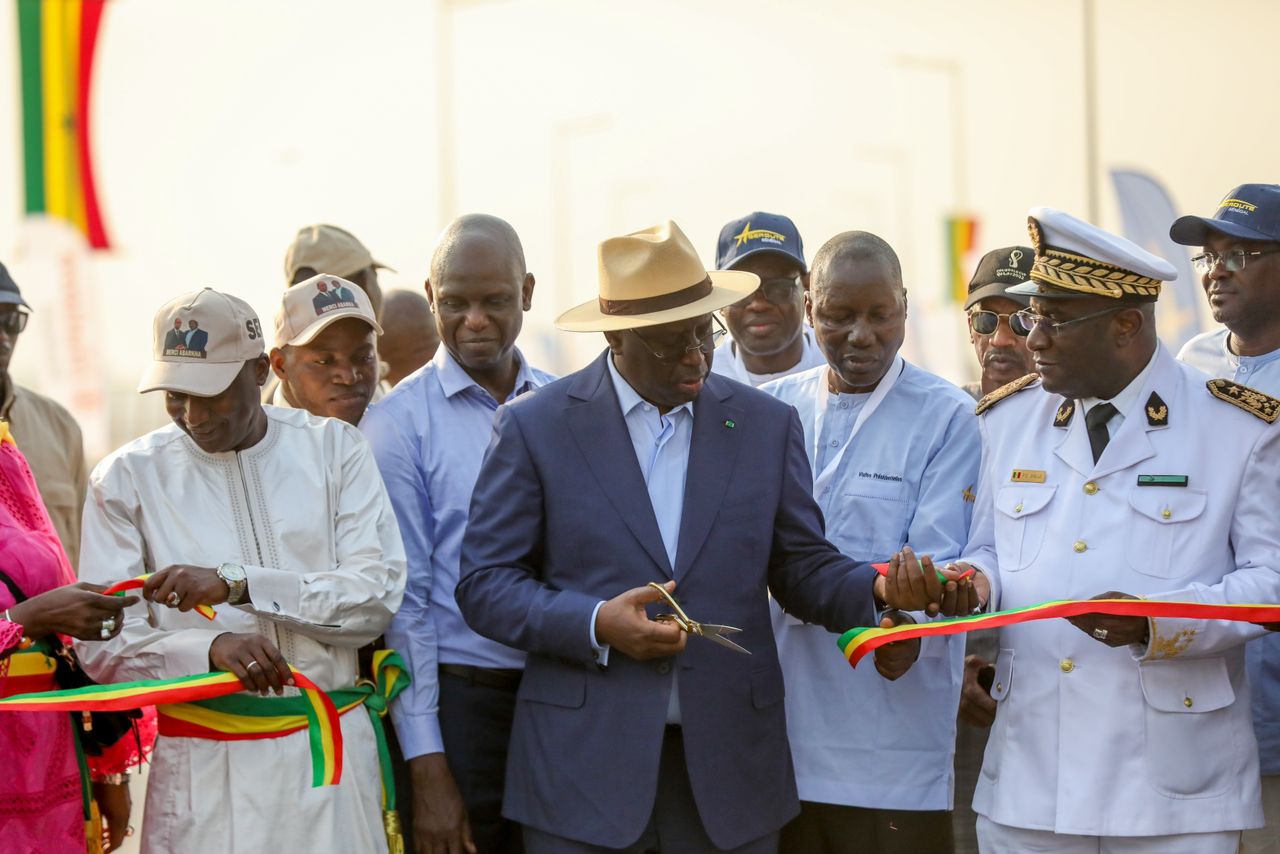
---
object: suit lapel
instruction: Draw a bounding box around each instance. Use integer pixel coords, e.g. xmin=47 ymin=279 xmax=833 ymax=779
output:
xmin=1090 ymin=349 xmax=1177 ymax=480
xmin=1053 ymin=407 xmax=1095 ymax=477
xmin=673 ymin=378 xmax=743 ymax=579
xmin=565 ymin=353 xmax=673 ymax=576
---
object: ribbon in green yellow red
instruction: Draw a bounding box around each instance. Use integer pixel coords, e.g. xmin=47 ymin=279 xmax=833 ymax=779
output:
xmin=102 ymin=574 xmax=217 ymax=621
xmin=0 ymin=666 xmax=344 ymax=787
xmin=839 ymin=599 xmax=1280 ymax=668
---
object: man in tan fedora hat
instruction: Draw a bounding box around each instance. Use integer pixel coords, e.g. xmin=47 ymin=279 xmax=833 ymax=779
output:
xmin=456 ymin=221 xmax=984 ymax=853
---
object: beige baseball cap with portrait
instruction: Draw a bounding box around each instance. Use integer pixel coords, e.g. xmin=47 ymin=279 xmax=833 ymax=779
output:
xmin=138 ymin=288 xmax=266 ymax=396
xmin=274 ymin=274 xmax=383 ymax=348
xmin=283 ymin=224 xmax=394 ymax=283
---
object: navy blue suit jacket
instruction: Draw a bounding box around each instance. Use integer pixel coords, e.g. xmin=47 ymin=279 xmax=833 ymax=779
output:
xmin=456 ymin=351 xmax=878 ymax=849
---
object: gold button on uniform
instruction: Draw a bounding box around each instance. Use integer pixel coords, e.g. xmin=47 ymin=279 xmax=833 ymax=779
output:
xmin=1060 ymin=659 xmax=1075 ymax=673
xmin=1184 ymin=697 xmax=1193 ymax=708
xmin=996 ymin=682 xmax=1003 ymax=692
xmin=1014 ymin=502 xmax=1024 ymax=514
xmin=1083 ymin=482 xmax=1098 ymax=495
xmin=1162 ymin=508 xmax=1173 ymax=520
xmin=1073 ymin=540 xmax=1087 ymax=553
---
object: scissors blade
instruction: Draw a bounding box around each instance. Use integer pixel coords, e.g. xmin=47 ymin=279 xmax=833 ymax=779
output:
xmin=699 ymin=625 xmax=751 ymax=655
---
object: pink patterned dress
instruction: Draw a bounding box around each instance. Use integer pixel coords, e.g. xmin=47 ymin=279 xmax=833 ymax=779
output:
xmin=0 ymin=426 xmax=152 ymax=853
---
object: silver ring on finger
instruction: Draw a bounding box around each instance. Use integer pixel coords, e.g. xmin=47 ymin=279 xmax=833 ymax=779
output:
xmin=246 ymin=660 xmax=261 ymax=672
xmin=166 ymin=592 xmax=182 ymax=607
xmin=1093 ymin=627 xmax=1109 ymax=640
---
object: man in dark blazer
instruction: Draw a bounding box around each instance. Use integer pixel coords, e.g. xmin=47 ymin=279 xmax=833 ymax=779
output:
xmin=456 ymin=220 xmax=983 ymax=853
xmin=183 ymin=320 xmax=209 ymax=356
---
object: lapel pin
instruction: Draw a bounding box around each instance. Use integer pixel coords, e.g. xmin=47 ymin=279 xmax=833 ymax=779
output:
xmin=724 ymin=419 xmax=735 ymax=429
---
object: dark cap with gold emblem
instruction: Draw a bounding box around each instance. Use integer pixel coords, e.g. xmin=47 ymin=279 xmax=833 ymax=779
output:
xmin=1009 ymin=207 xmax=1178 ymax=302
xmin=964 ymin=246 xmax=1034 ymax=310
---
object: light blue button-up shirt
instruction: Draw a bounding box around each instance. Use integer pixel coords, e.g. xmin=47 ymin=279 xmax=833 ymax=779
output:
xmin=595 ymin=355 xmax=692 ymax=723
xmin=1180 ymin=327 xmax=1280 ymax=776
xmin=762 ymin=361 xmax=979 ymax=809
xmin=360 ymin=347 xmax=555 ymax=759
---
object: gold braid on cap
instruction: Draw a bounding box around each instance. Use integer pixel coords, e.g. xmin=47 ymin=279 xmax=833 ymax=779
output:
xmin=1027 ymin=217 xmax=1162 ymax=299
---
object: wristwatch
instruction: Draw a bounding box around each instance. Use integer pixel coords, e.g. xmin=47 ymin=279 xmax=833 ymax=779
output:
xmin=217 ymin=563 xmax=248 ymax=605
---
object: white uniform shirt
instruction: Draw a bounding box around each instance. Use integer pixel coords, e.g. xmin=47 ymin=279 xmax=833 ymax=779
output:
xmin=76 ymin=406 xmax=407 ymax=853
xmin=962 ymin=345 xmax=1280 ymax=836
xmin=710 ymin=328 xmax=826 ymax=387
xmin=1179 ymin=327 xmax=1280 ymax=778
xmin=762 ymin=361 xmax=979 ymax=809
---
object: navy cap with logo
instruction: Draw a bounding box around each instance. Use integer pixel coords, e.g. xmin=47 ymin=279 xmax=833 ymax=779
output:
xmin=715 ymin=212 xmax=806 ymax=272
xmin=1170 ymin=184 xmax=1280 ymax=247
xmin=0 ymin=263 xmax=31 ymax=310
xmin=964 ymin=246 xmax=1035 ymax=310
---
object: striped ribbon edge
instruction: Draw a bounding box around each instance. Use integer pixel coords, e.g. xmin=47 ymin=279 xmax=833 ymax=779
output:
xmin=838 ymin=599 xmax=1280 ymax=668
xmin=0 ymin=666 xmax=344 ymax=787
xmin=102 ymin=574 xmax=217 ymax=620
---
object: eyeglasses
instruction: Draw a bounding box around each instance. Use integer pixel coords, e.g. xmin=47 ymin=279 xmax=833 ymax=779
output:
xmin=727 ymin=276 xmax=801 ymax=309
xmin=968 ymin=309 xmax=1030 ymax=337
xmin=0 ymin=312 xmax=29 ymax=336
xmin=1190 ymin=247 xmax=1280 ymax=274
xmin=1012 ymin=307 xmax=1125 ymax=336
xmin=630 ymin=314 xmax=727 ymax=363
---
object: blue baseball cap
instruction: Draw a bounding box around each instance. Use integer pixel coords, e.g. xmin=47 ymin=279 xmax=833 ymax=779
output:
xmin=715 ymin=212 xmax=806 ymax=272
xmin=1170 ymin=184 xmax=1280 ymax=246
xmin=0 ymin=263 xmax=31 ymax=310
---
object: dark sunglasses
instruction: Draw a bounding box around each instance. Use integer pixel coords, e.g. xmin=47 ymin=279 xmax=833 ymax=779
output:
xmin=0 ymin=312 xmax=29 ymax=336
xmin=728 ymin=276 xmax=801 ymax=309
xmin=968 ymin=309 xmax=1030 ymax=337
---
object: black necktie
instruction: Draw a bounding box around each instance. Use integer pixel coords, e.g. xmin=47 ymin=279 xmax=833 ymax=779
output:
xmin=1085 ymin=402 xmax=1118 ymax=463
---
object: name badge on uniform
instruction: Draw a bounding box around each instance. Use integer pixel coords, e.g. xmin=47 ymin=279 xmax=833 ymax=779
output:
xmin=1137 ymin=474 xmax=1189 ymax=487
xmin=1011 ymin=469 xmax=1046 ymax=483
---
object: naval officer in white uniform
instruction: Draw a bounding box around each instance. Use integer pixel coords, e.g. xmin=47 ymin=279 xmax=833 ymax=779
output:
xmin=949 ymin=207 xmax=1280 ymax=853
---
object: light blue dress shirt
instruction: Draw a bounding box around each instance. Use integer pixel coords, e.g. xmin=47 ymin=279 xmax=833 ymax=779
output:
xmin=594 ymin=355 xmax=693 ymax=724
xmin=360 ymin=347 xmax=555 ymax=759
xmin=1180 ymin=327 xmax=1280 ymax=776
xmin=762 ymin=361 xmax=979 ymax=809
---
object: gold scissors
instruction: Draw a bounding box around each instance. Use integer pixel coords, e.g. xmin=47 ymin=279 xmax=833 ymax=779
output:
xmin=647 ymin=582 xmax=750 ymax=655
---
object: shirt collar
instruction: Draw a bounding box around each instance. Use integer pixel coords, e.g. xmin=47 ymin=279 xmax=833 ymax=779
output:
xmin=435 ymin=346 xmax=538 ymax=400
xmin=1225 ymin=331 xmax=1280 ymax=370
xmin=1079 ymin=344 xmax=1161 ymax=418
xmin=606 ymin=353 xmax=694 ymax=421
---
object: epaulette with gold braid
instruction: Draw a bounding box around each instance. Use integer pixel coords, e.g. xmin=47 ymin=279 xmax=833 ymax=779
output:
xmin=1206 ymin=379 xmax=1280 ymax=423
xmin=975 ymin=373 xmax=1040 ymax=416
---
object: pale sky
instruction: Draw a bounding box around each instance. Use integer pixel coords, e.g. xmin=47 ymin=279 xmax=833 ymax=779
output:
xmin=1 ymin=0 xmax=1276 ymax=455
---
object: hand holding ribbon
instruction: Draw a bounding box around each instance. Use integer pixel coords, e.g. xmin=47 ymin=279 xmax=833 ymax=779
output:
xmin=103 ymin=572 xmax=217 ymax=620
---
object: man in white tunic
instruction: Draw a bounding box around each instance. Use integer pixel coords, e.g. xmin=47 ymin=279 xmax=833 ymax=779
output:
xmin=952 ymin=208 xmax=1280 ymax=853
xmin=762 ymin=231 xmax=979 ymax=853
xmin=75 ymin=288 xmax=407 ymax=853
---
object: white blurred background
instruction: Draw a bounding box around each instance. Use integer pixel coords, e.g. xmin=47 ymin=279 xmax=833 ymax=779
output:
xmin=1 ymin=0 xmax=1274 ymax=462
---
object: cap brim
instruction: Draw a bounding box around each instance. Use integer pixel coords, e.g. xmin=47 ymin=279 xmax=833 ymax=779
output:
xmin=1007 ymin=280 xmax=1097 ymax=300
xmin=718 ymin=246 xmax=807 ymax=274
xmin=283 ymin=309 xmax=383 ymax=348
xmin=137 ymin=360 xmax=245 ymax=396
xmin=555 ymin=270 xmax=759 ymax=332
xmin=963 ymin=282 xmax=1032 ymax=310
xmin=0 ymin=293 xmax=31 ymax=310
xmin=372 ymin=260 xmax=397 ymax=274
xmin=1169 ymin=215 xmax=1275 ymax=247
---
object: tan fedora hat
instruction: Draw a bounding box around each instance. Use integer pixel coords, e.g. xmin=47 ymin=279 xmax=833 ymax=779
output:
xmin=556 ymin=220 xmax=759 ymax=332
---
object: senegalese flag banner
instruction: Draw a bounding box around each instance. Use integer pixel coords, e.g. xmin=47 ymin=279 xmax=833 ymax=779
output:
xmin=945 ymin=214 xmax=979 ymax=304
xmin=838 ymin=599 xmax=1280 ymax=668
xmin=102 ymin=574 xmax=218 ymax=621
xmin=16 ymin=0 xmax=110 ymax=248
xmin=0 ymin=667 xmax=345 ymax=787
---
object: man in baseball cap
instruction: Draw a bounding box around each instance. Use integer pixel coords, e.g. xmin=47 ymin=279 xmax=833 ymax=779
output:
xmin=284 ymin=224 xmax=392 ymax=320
xmin=78 ymin=288 xmax=406 ymax=852
xmin=960 ymin=246 xmax=1036 ymax=399
xmin=709 ymin=211 xmax=826 ymax=386
xmin=269 ymin=274 xmax=382 ymax=426
xmin=1172 ymin=184 xmax=1280 ymax=854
